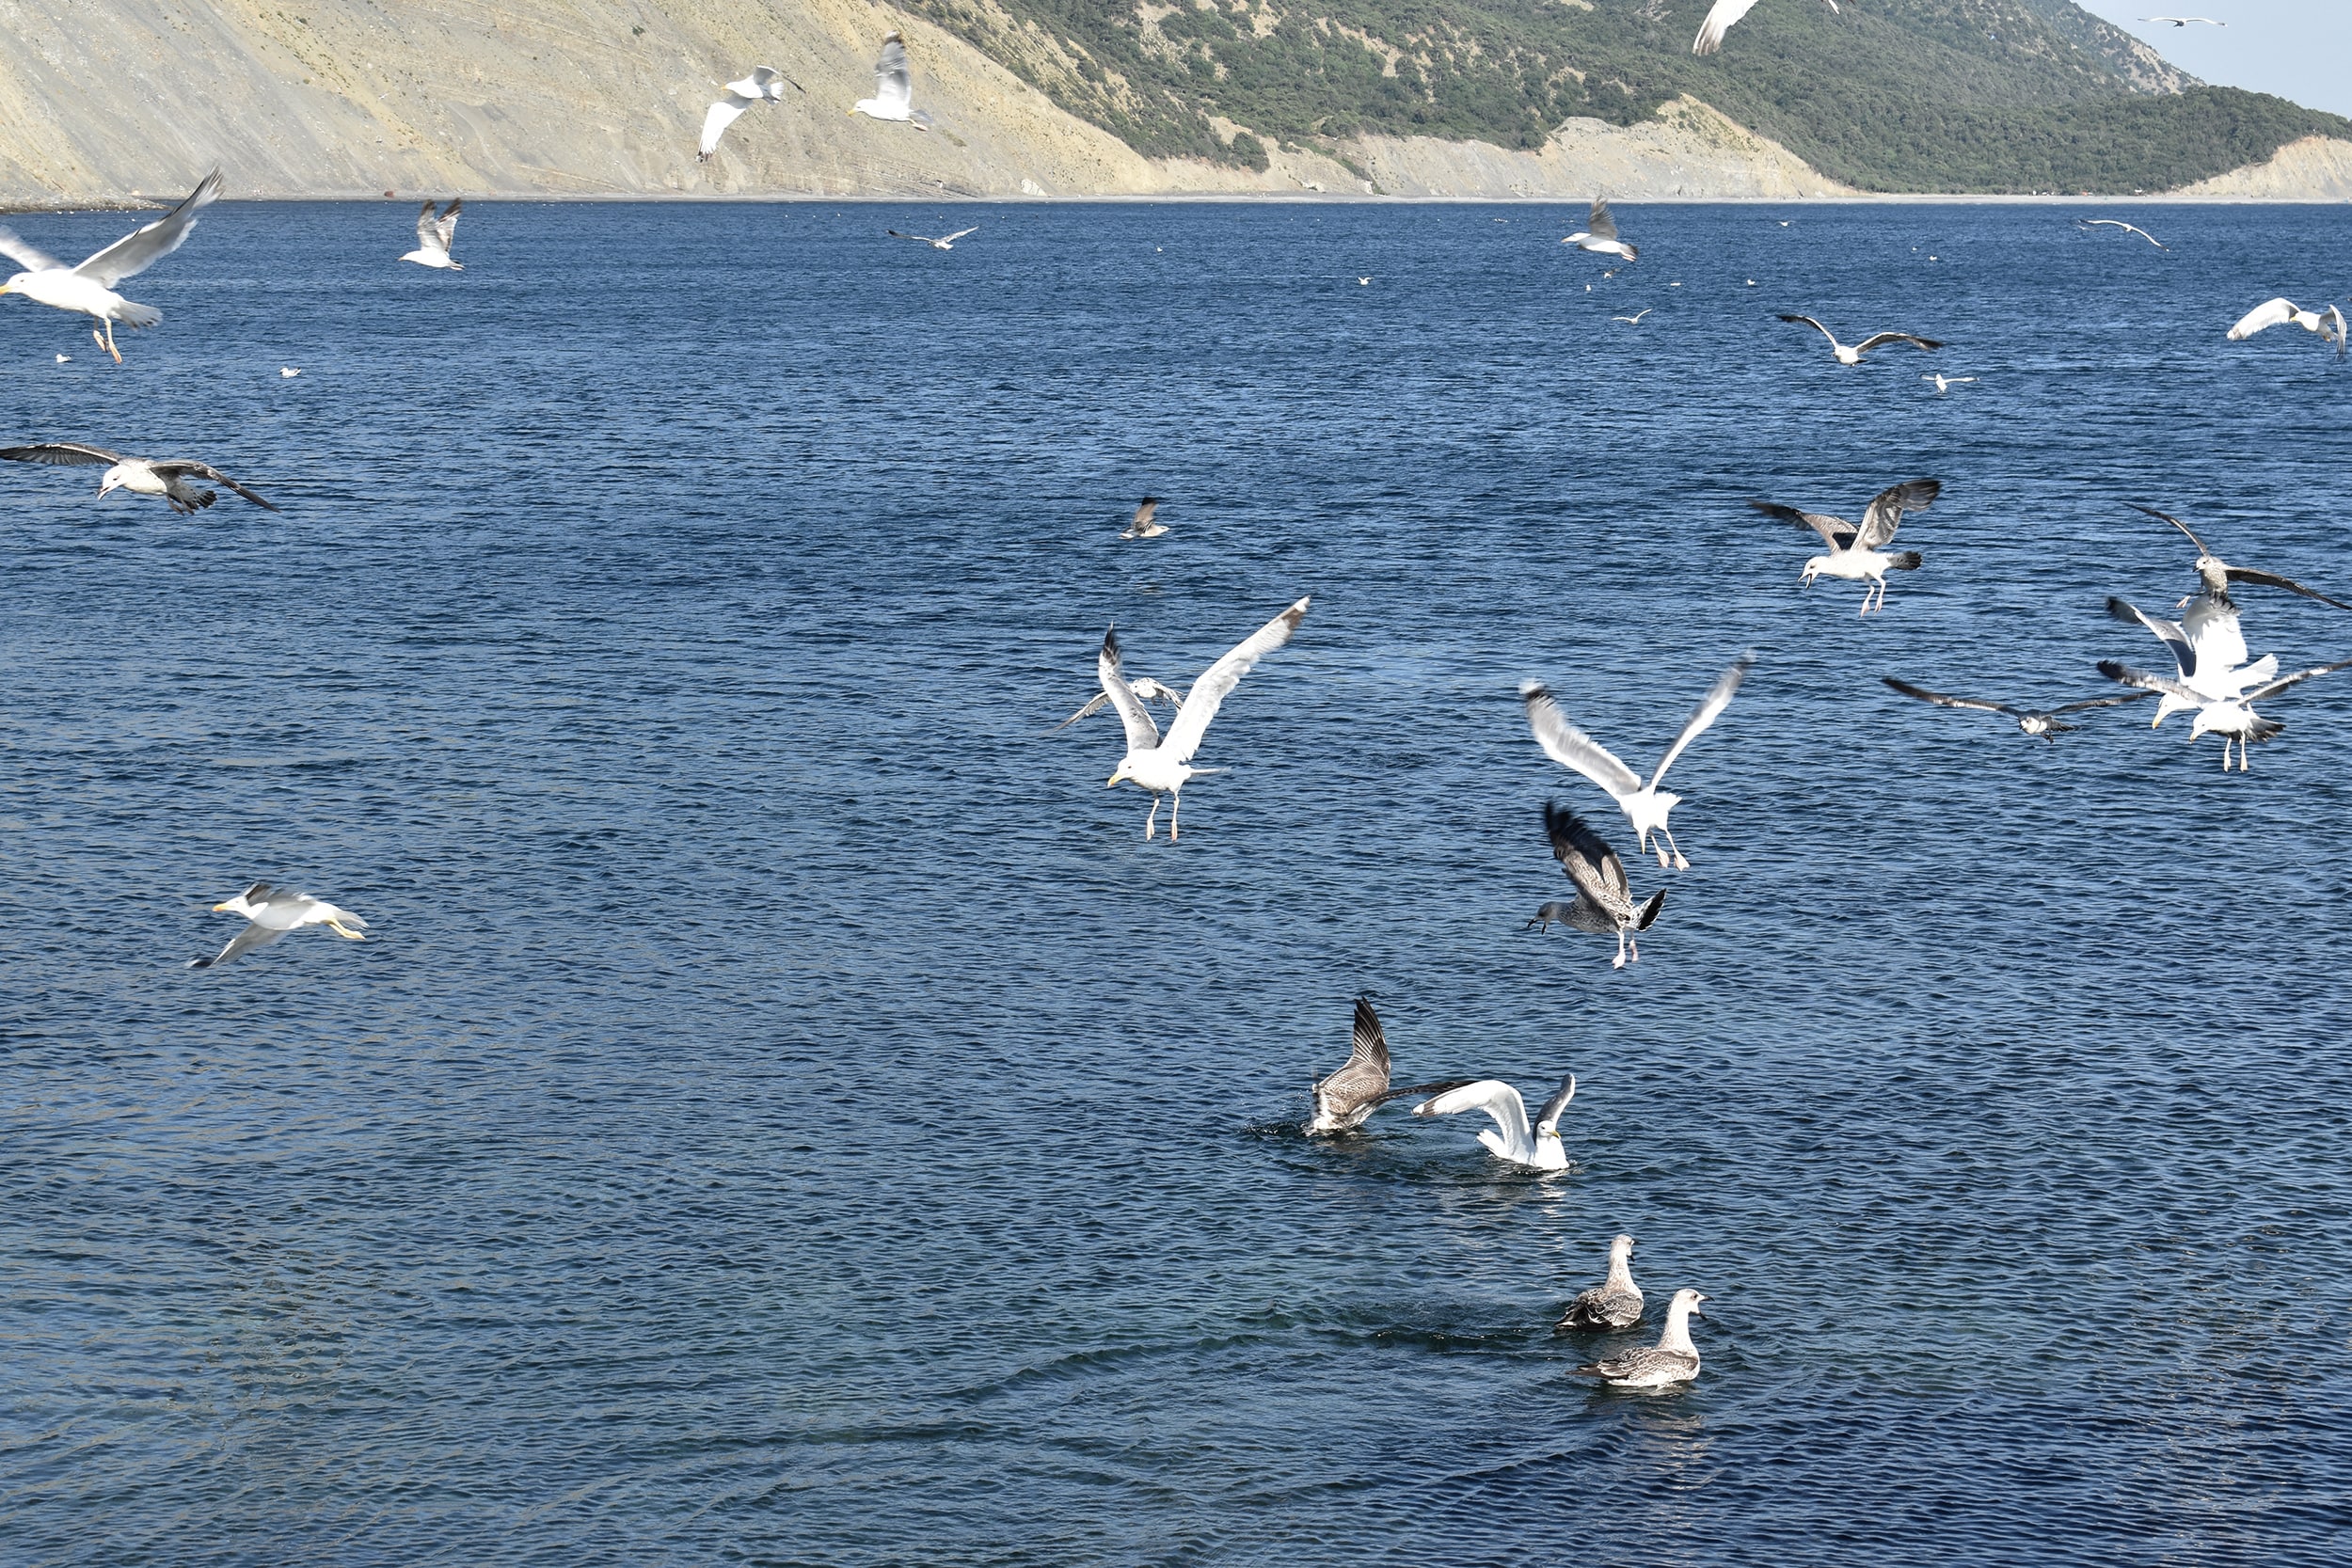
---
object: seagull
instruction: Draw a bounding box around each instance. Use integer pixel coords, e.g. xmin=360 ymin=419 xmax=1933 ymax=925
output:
xmin=2132 ymin=503 xmax=2352 ymax=613
xmin=0 ymin=442 xmax=278 ymax=514
xmin=1561 ymin=198 xmax=1636 ymax=261
xmin=54 ymin=354 xmax=69 ymax=363
xmin=1051 ymin=676 xmax=1184 ymax=733
xmin=1303 ymin=996 xmax=1473 ymax=1136
xmin=1752 ymin=479 xmax=1940 ymax=614
xmin=189 ymin=883 xmax=369 ymax=968
xmin=0 ymin=169 xmax=223 ymax=363
xmin=1779 ymin=314 xmax=1945 ymax=366
xmin=1521 ymin=655 xmax=1751 ymax=870
xmin=1357 ymin=276 xmax=1372 ymax=285
xmin=2141 ymin=15 xmax=2224 ymax=24
xmin=2078 ymin=218 xmax=2167 ymax=249
xmin=1098 ymin=597 xmax=1311 ymax=840
xmin=699 ymin=66 xmax=801 ymax=160
xmin=1525 ymin=803 xmax=1665 ymax=969
xmin=1613 ymin=309 xmax=1652 ymax=325
xmin=888 ymin=227 xmax=977 ymax=251
xmin=1411 ymin=1074 xmax=1577 ymax=1173
xmin=2098 ymin=658 xmax=2352 ymax=771
xmin=1575 ymin=1289 xmax=1707 ymax=1389
xmin=2106 ymin=594 xmax=2276 ymax=727
xmin=2227 ymin=297 xmax=2347 ymax=359
xmin=850 ymin=33 xmax=932 ymax=128
xmin=1694 ymin=0 xmax=1838 ymax=55
xmin=1922 ymin=373 xmax=1976 ymax=394
xmin=399 ymin=198 xmax=464 ymax=270
xmin=279 ymin=366 xmax=299 ymax=377
xmin=1881 ymin=676 xmax=2153 ymax=740
xmin=1557 ymin=1234 xmax=1645 ymax=1331
xmin=1120 ymin=497 xmax=1167 ymax=539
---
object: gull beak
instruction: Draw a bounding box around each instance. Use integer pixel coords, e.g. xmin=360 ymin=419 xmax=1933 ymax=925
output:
xmin=0 ymin=281 xmax=9 ymax=294
xmin=1104 ymin=775 xmax=1119 ymax=786
xmin=212 ymin=901 xmax=232 ymax=911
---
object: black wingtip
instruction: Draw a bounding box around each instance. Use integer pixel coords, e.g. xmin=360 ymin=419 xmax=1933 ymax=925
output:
xmin=1636 ymin=890 xmax=1665 ymax=930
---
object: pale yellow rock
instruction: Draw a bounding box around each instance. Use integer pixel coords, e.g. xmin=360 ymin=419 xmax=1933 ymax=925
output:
xmin=2163 ymin=136 xmax=2352 ymax=201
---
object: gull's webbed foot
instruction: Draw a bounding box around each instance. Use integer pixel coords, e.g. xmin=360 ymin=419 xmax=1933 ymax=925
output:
xmin=1673 ymin=852 xmax=1690 ymax=870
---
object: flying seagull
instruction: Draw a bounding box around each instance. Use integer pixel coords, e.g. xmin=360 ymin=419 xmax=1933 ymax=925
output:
xmin=1526 ymin=803 xmax=1665 ymax=968
xmin=1562 ymin=198 xmax=1636 ymax=261
xmin=2141 ymin=15 xmax=2224 ymax=24
xmin=1753 ymin=479 xmax=1940 ymax=614
xmin=2078 ymin=218 xmax=2167 ymax=249
xmin=1693 ymin=0 xmax=1839 ymax=55
xmin=2131 ymin=503 xmax=2352 ymax=613
xmin=1051 ymin=676 xmax=1184 ymax=733
xmin=190 ymin=883 xmax=368 ymax=968
xmin=1779 ymin=314 xmax=1945 ymax=366
xmin=1522 ymin=655 xmax=1752 ymax=870
xmin=1098 ymin=597 xmax=1311 ymax=840
xmin=1575 ymin=1289 xmax=1707 ymax=1389
xmin=888 ymin=227 xmax=977 ymax=251
xmin=1120 ymin=497 xmax=1167 ymax=539
xmin=2106 ymin=594 xmax=2276 ymax=728
xmin=1303 ymin=996 xmax=1473 ymax=1136
xmin=1922 ymin=373 xmax=1976 ymax=394
xmin=850 ymin=33 xmax=932 ymax=127
xmin=0 ymin=442 xmax=278 ymax=514
xmin=700 ymin=66 xmax=802 ymax=160
xmin=1557 ymin=1234 xmax=1645 ymax=1332
xmin=1613 ymin=309 xmax=1652 ymax=325
xmin=2098 ymin=657 xmax=2352 ymax=771
xmin=1412 ymin=1074 xmax=1577 ymax=1173
xmin=1882 ymin=676 xmax=2153 ymax=740
xmin=399 ymin=199 xmax=463 ymax=270
xmin=2227 ymin=297 xmax=2347 ymax=359
xmin=0 ymin=169 xmax=223 ymax=362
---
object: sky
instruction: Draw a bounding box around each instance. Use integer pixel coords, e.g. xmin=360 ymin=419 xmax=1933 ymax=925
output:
xmin=2076 ymin=2 xmax=2352 ymax=117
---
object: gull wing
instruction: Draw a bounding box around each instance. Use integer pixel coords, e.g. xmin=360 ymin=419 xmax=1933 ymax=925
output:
xmin=189 ymin=921 xmax=286 ymax=969
xmin=2127 ymin=501 xmax=2211 ymax=559
xmin=1534 ymin=1073 xmax=1578 ymax=1130
xmin=1692 ymin=0 xmax=1761 ymax=55
xmin=151 ymin=461 xmax=278 ymax=511
xmin=2180 ymin=593 xmax=2249 ymax=673
xmin=411 ymin=198 xmax=449 ymax=255
xmin=701 ymin=96 xmax=752 ymax=156
xmin=1095 ymin=627 xmax=1162 ymax=752
xmin=1749 ymin=499 xmax=1855 ymax=550
xmin=0 ymin=227 xmax=61 ymax=273
xmin=885 ymin=230 xmax=935 ymax=244
xmin=1882 ymin=676 xmax=2014 ymax=717
xmin=1852 ymin=332 xmax=1946 ymax=355
xmin=1856 ymin=479 xmax=1940 ymax=547
xmin=2045 ymin=690 xmax=2157 ymax=716
xmin=74 ymin=169 xmax=223 ymax=287
xmin=1520 ymin=683 xmax=1643 ymax=799
xmin=2228 ymin=298 xmax=2298 ymax=341
xmin=1131 ymin=497 xmax=1160 ymax=531
xmin=1584 ymin=198 xmax=1618 ymax=241
xmin=2245 ymin=658 xmax=2352 ymax=705
xmin=2081 ymin=219 xmax=2167 ymax=249
xmin=0 ymin=442 xmax=129 ymax=467
xmin=1777 ymin=313 xmax=1838 ymax=346
xmin=940 ymin=228 xmax=979 ymax=244
xmin=2097 ymin=659 xmax=2201 ymax=705
xmin=1363 ymin=1079 xmax=1476 ymax=1108
xmin=1131 ymin=678 xmax=1184 ymax=709
xmin=742 ymin=65 xmax=800 ymax=97
xmin=2106 ymin=596 xmax=2196 ymax=678
xmin=1411 ymin=1079 xmax=1533 ymax=1152
xmin=1649 ymin=652 xmax=1754 ymax=789
xmin=1545 ymin=801 xmax=1631 ymax=918
xmin=2328 ymin=305 xmax=2349 ymax=360
xmin=1311 ymin=996 xmax=1393 ymax=1117
xmin=873 ymin=34 xmax=914 ymax=116
xmin=434 ymin=199 xmax=463 ymax=252
xmin=1160 ymin=596 xmax=1311 ymax=765
xmin=2223 ymin=566 xmax=2352 ymax=612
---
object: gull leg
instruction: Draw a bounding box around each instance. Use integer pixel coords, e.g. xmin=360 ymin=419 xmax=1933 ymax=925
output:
xmin=1612 ymin=929 xmax=1628 ymax=969
xmin=1169 ymin=788 xmax=1182 ymax=843
xmin=1662 ymin=824 xmax=1690 ymax=871
xmin=1144 ymin=797 xmax=1158 ymax=839
xmin=103 ymin=317 xmax=121 ymax=364
xmin=326 ymin=921 xmax=366 ymax=941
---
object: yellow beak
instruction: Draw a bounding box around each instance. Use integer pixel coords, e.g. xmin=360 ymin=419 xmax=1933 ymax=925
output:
xmin=212 ymin=901 xmax=231 ymax=911
xmin=0 ymin=281 xmax=10 ymax=294
xmin=1104 ymin=775 xmax=1119 ymax=786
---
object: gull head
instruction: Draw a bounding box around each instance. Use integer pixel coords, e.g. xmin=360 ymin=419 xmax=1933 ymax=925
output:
xmin=213 ymin=882 xmax=270 ymax=917
xmin=1801 ymin=554 xmax=1830 ymax=585
xmin=1611 ymin=1233 xmax=1635 ymax=1261
xmin=0 ymin=275 xmax=16 ymax=295
xmin=1670 ymin=1288 xmax=1708 ymax=1319
xmin=98 ymin=464 xmax=132 ymax=499
xmin=1106 ymin=756 xmax=1135 ymax=787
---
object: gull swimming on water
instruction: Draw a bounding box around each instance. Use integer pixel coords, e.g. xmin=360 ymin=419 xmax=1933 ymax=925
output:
xmin=0 ymin=169 xmax=222 ymax=363
xmin=0 ymin=442 xmax=278 ymax=514
xmin=1099 ymin=597 xmax=1311 ymax=840
xmin=1753 ymin=479 xmax=1940 ymax=614
xmin=1882 ymin=676 xmax=2153 ymax=740
xmin=2097 ymin=657 xmax=2352 ymax=771
xmin=1052 ymin=675 xmax=1184 ymax=733
xmin=1525 ymin=803 xmax=1665 ymax=968
xmin=1303 ymin=996 xmax=1473 ymax=1136
xmin=399 ymin=199 xmax=464 ymax=270
xmin=1693 ymin=0 xmax=1839 ymax=55
xmin=699 ymin=67 xmax=802 ymax=160
xmin=850 ymin=33 xmax=932 ymax=127
xmin=1521 ymin=653 xmax=1753 ymax=869
xmin=1120 ymin=497 xmax=1167 ymax=539
xmin=190 ymin=883 xmax=368 ymax=968
xmin=1779 ymin=314 xmax=1945 ymax=366
xmin=888 ymin=227 xmax=977 ymax=251
xmin=1922 ymin=373 xmax=1976 ymax=394
xmin=2227 ymin=297 xmax=2347 ymax=359
xmin=2077 ymin=218 xmax=2167 ymax=249
xmin=1557 ymin=1234 xmax=1645 ymax=1331
xmin=1562 ymin=198 xmax=1636 ymax=261
xmin=1576 ymin=1289 xmax=1706 ymax=1388
xmin=1412 ymin=1074 xmax=1577 ymax=1172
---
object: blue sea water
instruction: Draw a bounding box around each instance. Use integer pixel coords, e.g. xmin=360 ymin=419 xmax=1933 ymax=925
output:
xmin=3 ymin=198 xmax=2350 ymax=1565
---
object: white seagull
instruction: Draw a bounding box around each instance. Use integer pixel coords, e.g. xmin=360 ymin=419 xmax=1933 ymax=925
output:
xmin=1779 ymin=314 xmax=1945 ymax=366
xmin=1557 ymin=1234 xmax=1645 ymax=1331
xmin=0 ymin=169 xmax=223 ymax=363
xmin=2228 ymin=297 xmax=2347 ymax=359
xmin=1303 ymin=996 xmax=1473 ymax=1136
xmin=2133 ymin=503 xmax=2352 ymax=613
xmin=1052 ymin=675 xmax=1184 ymax=733
xmin=1120 ymin=497 xmax=1167 ymax=539
xmin=850 ymin=33 xmax=932 ymax=127
xmin=700 ymin=67 xmax=802 ymax=160
xmin=1753 ymin=479 xmax=1941 ymax=614
xmin=1694 ymin=0 xmax=1839 ymax=55
xmin=888 ymin=227 xmax=978 ymax=251
xmin=1098 ymin=597 xmax=1311 ymax=840
xmin=1562 ymin=198 xmax=1636 ymax=261
xmin=1882 ymin=676 xmax=2153 ymax=740
xmin=2078 ymin=218 xmax=2168 ymax=249
xmin=2142 ymin=15 xmax=2224 ymax=24
xmin=1520 ymin=653 xmax=1753 ymax=869
xmin=190 ymin=882 xmax=369 ymax=968
xmin=2098 ymin=657 xmax=2352 ymax=771
xmin=399 ymin=198 xmax=464 ymax=270
xmin=1525 ymin=803 xmax=1665 ymax=968
xmin=1922 ymin=373 xmax=1977 ymax=394
xmin=0 ymin=441 xmax=278 ymax=514
xmin=1613 ymin=309 xmax=1652 ymax=325
xmin=1412 ymin=1074 xmax=1577 ymax=1173
xmin=1576 ymin=1289 xmax=1707 ymax=1389
xmin=2106 ymin=594 xmax=2276 ymax=728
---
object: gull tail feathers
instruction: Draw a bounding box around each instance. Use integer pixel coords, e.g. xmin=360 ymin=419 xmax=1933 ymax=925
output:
xmin=116 ymin=303 xmax=161 ymax=328
xmin=1884 ymin=550 xmax=1923 ymax=571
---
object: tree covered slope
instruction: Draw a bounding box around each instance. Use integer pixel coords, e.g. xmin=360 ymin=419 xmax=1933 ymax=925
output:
xmin=898 ymin=0 xmax=2352 ymax=192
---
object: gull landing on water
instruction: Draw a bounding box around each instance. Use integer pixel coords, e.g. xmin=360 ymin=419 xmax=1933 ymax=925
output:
xmin=1779 ymin=314 xmax=1945 ymax=366
xmin=190 ymin=883 xmax=368 ymax=968
xmin=1120 ymin=497 xmax=1167 ymax=539
xmin=1558 ymin=1234 xmax=1645 ymax=1331
xmin=889 ymin=227 xmax=977 ymax=251
xmin=1562 ymin=198 xmax=1635 ymax=261
xmin=399 ymin=199 xmax=463 ymax=270
xmin=1412 ymin=1074 xmax=1576 ymax=1172
xmin=1577 ymin=1289 xmax=1706 ymax=1389
xmin=2098 ymin=657 xmax=2352 ymax=771
xmin=0 ymin=442 xmax=278 ymax=514
xmin=850 ymin=34 xmax=932 ymax=127
xmin=1522 ymin=653 xmax=1753 ymax=870
xmin=1882 ymin=676 xmax=2152 ymax=740
xmin=699 ymin=67 xmax=802 ymax=160
xmin=2078 ymin=218 xmax=2167 ymax=249
xmin=1098 ymin=597 xmax=1310 ymax=840
xmin=1303 ymin=997 xmax=1473 ymax=1136
xmin=1527 ymin=804 xmax=1664 ymax=968
xmin=1693 ymin=0 xmax=1839 ymax=55
xmin=2228 ymin=297 xmax=2347 ymax=359
xmin=0 ymin=169 xmax=222 ymax=363
xmin=1753 ymin=479 xmax=1940 ymax=614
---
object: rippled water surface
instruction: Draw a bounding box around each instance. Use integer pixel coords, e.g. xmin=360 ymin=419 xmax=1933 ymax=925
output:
xmin=5 ymin=200 xmax=2351 ymax=1564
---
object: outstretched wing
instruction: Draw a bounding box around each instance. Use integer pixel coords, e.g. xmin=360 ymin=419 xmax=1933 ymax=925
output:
xmin=2045 ymin=690 xmax=2156 ymax=716
xmin=1852 ymin=332 xmax=1945 ymax=355
xmin=1749 ymin=499 xmax=1854 ymax=550
xmin=2224 ymin=566 xmax=2352 ymax=613
xmin=1312 ymin=995 xmax=1393 ymax=1113
xmin=2106 ymin=596 xmax=2196 ymax=678
xmin=1777 ymin=313 xmax=1837 ymax=345
xmin=414 ymin=199 xmax=442 ymax=252
xmin=1692 ymin=0 xmax=1761 ymax=55
xmin=1649 ymin=652 xmax=1754 ymax=789
xmin=74 ymin=169 xmax=223 ymax=287
xmin=1411 ymin=1079 xmax=1533 ymax=1152
xmin=1520 ymin=683 xmax=1643 ymax=799
xmin=188 ymin=921 xmax=286 ymax=969
xmin=2228 ymin=298 xmax=2298 ymax=341
xmin=1131 ymin=497 xmax=1160 ymax=531
xmin=2097 ymin=659 xmax=2201 ymax=705
xmin=873 ymin=34 xmax=914 ymax=115
xmin=940 ymin=228 xmax=979 ymax=244
xmin=0 ymin=227 xmax=60 ymax=273
xmin=701 ymin=96 xmax=751 ymax=156
xmin=2245 ymin=658 xmax=2352 ymax=705
xmin=1882 ymin=676 xmax=2013 ymax=717
xmin=0 ymin=442 xmax=128 ymax=467
xmin=434 ymin=199 xmax=463 ymax=252
xmin=1584 ymin=198 xmax=1618 ymax=241
xmin=1856 ymin=479 xmax=1940 ymax=547
xmin=885 ymin=230 xmax=933 ymax=244
xmin=2126 ymin=501 xmax=2210 ymax=560
xmin=151 ymin=461 xmax=278 ymax=511
xmin=1545 ymin=801 xmax=1630 ymax=913
xmin=1534 ymin=1073 xmax=1578 ymax=1130
xmin=1095 ymin=627 xmax=1162 ymax=752
xmin=1159 ymin=597 xmax=1311 ymax=764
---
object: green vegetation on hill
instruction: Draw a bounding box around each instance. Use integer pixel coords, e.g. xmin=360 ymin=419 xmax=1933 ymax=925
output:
xmin=902 ymin=0 xmax=2352 ymax=192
